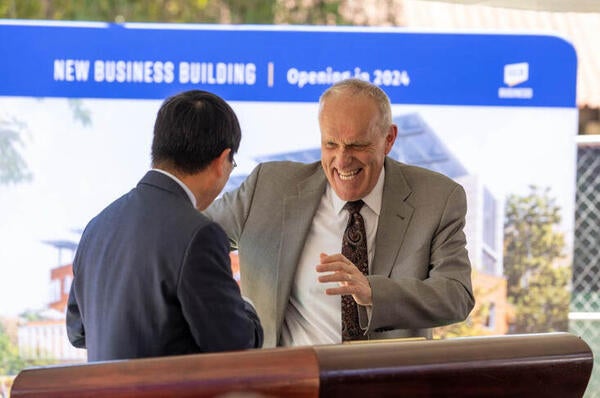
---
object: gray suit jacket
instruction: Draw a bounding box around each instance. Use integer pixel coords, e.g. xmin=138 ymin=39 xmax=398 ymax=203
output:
xmin=205 ymin=158 xmax=474 ymax=347
xmin=67 ymin=170 xmax=263 ymax=361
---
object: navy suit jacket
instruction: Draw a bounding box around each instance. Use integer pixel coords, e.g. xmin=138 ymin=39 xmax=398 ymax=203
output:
xmin=67 ymin=170 xmax=263 ymax=361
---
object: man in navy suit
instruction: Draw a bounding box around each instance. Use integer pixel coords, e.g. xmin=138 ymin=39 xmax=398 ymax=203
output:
xmin=67 ymin=90 xmax=263 ymax=362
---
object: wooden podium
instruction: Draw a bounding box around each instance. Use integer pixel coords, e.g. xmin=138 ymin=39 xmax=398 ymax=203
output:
xmin=11 ymin=332 xmax=593 ymax=397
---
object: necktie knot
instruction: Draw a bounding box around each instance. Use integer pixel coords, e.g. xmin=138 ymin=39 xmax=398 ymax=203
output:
xmin=344 ymin=200 xmax=364 ymax=215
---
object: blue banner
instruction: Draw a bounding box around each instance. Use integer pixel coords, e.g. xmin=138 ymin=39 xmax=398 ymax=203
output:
xmin=0 ymin=21 xmax=577 ymax=107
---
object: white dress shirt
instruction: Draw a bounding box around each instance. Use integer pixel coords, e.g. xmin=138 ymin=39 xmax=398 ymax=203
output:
xmin=152 ymin=168 xmax=197 ymax=207
xmin=280 ymin=168 xmax=384 ymax=346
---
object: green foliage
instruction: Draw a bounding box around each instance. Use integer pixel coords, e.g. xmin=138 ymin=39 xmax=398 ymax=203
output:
xmin=275 ymin=0 xmax=352 ymax=25
xmin=0 ymin=0 xmax=277 ymax=24
xmin=503 ymin=186 xmax=570 ymax=333
xmin=223 ymin=0 xmax=275 ymax=24
xmin=17 ymin=310 xmax=43 ymax=323
xmin=68 ymin=100 xmax=92 ymax=127
xmin=0 ymin=117 xmax=32 ymax=185
xmin=0 ymin=0 xmax=358 ymax=25
xmin=0 ymin=324 xmax=25 ymax=376
xmin=0 ymin=322 xmax=58 ymax=376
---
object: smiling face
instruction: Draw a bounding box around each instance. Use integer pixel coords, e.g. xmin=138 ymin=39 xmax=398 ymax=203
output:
xmin=319 ymin=92 xmax=397 ymax=202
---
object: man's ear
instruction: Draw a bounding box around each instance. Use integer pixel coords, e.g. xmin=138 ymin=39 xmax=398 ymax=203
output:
xmin=214 ymin=148 xmax=232 ymax=178
xmin=385 ymin=124 xmax=398 ymax=155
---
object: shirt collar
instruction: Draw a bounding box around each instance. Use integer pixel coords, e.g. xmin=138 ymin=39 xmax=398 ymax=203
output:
xmin=151 ymin=168 xmax=197 ymax=207
xmin=330 ymin=166 xmax=385 ymax=216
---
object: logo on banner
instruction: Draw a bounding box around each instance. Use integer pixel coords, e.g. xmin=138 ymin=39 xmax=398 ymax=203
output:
xmin=498 ymin=62 xmax=533 ymax=99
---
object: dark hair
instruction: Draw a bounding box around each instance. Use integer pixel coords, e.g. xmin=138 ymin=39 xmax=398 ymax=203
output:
xmin=151 ymin=90 xmax=241 ymax=174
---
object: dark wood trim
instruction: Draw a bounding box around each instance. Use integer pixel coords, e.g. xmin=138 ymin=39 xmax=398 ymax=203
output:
xmin=316 ymin=333 xmax=593 ymax=397
xmin=11 ymin=333 xmax=593 ymax=397
xmin=11 ymin=347 xmax=319 ymax=398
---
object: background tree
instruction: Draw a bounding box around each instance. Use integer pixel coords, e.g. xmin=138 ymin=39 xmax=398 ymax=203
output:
xmin=0 ymin=117 xmax=31 ymax=186
xmin=274 ymin=0 xmax=349 ymax=25
xmin=0 ymin=319 xmax=56 ymax=376
xmin=68 ymin=100 xmax=92 ymax=128
xmin=0 ymin=100 xmax=90 ymax=187
xmin=0 ymin=323 xmax=24 ymax=376
xmin=0 ymin=0 xmax=405 ymax=26
xmin=0 ymin=0 xmax=277 ymax=24
xmin=503 ymin=185 xmax=570 ymax=333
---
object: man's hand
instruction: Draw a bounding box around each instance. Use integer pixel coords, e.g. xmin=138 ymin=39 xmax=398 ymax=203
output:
xmin=316 ymin=252 xmax=373 ymax=306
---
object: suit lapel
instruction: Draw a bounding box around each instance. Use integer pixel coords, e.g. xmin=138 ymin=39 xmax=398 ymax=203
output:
xmin=272 ymin=160 xmax=413 ymax=335
xmin=275 ymin=167 xmax=327 ymax=331
xmin=372 ymin=158 xmax=414 ymax=276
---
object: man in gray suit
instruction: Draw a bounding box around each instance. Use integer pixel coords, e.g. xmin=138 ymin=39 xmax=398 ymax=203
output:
xmin=67 ymin=90 xmax=263 ymax=361
xmin=205 ymin=79 xmax=474 ymax=347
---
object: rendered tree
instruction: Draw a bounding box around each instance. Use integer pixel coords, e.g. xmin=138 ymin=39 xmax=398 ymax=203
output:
xmin=0 ymin=100 xmax=90 ymax=187
xmin=0 ymin=324 xmax=24 ymax=376
xmin=0 ymin=322 xmax=56 ymax=375
xmin=503 ymin=186 xmax=570 ymax=333
xmin=0 ymin=118 xmax=32 ymax=186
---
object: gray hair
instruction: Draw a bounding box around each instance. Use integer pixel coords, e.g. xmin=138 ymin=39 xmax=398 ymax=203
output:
xmin=319 ymin=78 xmax=392 ymax=132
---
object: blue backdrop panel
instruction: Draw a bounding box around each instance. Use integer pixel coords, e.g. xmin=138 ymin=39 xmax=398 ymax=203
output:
xmin=0 ymin=21 xmax=577 ymax=107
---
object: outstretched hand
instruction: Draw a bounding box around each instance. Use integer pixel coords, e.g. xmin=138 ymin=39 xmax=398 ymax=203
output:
xmin=316 ymin=252 xmax=373 ymax=306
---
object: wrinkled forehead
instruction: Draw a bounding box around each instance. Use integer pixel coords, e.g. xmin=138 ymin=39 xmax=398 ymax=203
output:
xmin=320 ymin=103 xmax=385 ymax=141
xmin=320 ymin=92 xmax=387 ymax=134
xmin=320 ymin=88 xmax=389 ymax=125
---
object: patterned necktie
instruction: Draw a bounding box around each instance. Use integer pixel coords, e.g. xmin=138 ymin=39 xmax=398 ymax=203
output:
xmin=341 ymin=200 xmax=369 ymax=341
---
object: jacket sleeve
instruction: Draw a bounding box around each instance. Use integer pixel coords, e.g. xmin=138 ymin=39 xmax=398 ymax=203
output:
xmin=177 ymin=222 xmax=263 ymax=351
xmin=362 ymin=183 xmax=475 ymax=333
xmin=66 ymin=283 xmax=86 ymax=348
